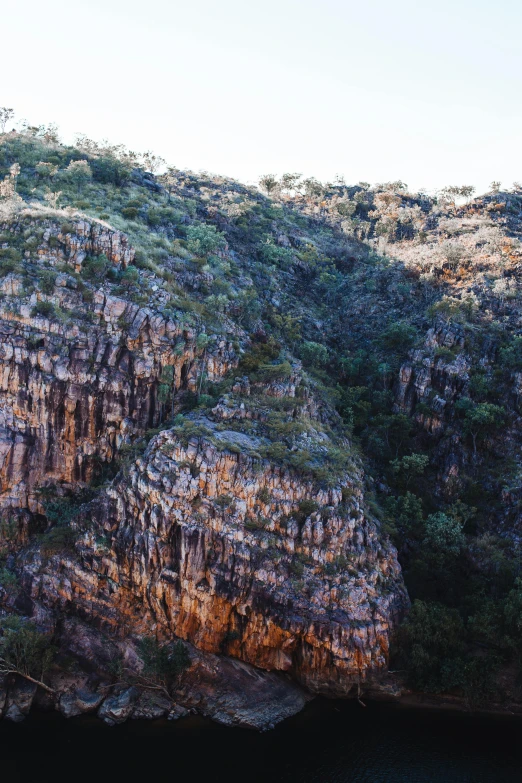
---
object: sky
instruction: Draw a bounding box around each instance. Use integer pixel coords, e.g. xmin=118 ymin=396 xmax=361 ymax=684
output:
xmin=2 ymin=0 xmax=521 ymax=194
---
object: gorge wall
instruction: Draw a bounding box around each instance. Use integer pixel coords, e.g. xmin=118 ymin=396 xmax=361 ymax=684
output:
xmin=0 ymin=209 xmax=408 ymax=726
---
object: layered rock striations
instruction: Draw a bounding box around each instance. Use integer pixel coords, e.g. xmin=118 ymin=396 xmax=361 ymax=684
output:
xmin=0 ymin=211 xmax=407 ymax=725
xmin=25 ymin=424 xmax=406 ymax=696
xmin=0 ymin=217 xmax=236 ymax=510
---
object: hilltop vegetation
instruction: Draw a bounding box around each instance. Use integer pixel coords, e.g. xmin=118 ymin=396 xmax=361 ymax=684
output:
xmin=1 ymin=113 xmax=522 ymax=707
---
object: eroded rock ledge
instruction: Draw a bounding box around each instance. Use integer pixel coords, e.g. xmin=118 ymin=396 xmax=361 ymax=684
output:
xmin=0 ymin=618 xmax=309 ymax=729
xmin=21 ymin=424 xmax=407 ymax=700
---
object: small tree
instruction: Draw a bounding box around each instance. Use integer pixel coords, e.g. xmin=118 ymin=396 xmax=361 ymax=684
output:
xmin=44 ymin=189 xmax=62 ymax=209
xmin=379 ymin=321 xmax=418 ymax=353
xmin=423 ymin=512 xmax=465 ymax=560
xmin=300 ymin=340 xmax=329 ymax=368
xmin=390 ymin=453 xmax=429 ymax=489
xmin=0 ymin=107 xmax=14 ymax=134
xmin=0 ymin=616 xmax=55 ymax=693
xmin=140 ymin=151 xmax=166 ymax=174
xmin=504 ymin=578 xmax=522 ymax=645
xmin=384 ymin=491 xmax=424 ymax=536
xmin=62 ymin=159 xmax=92 ymax=194
xmin=187 ymin=223 xmax=226 ymax=256
xmin=280 ymin=172 xmax=302 ymax=194
xmin=397 ymin=600 xmax=465 ymax=691
xmin=302 ymin=177 xmax=324 ymax=199
xmin=258 ymin=174 xmax=280 ymax=197
xmin=158 ymin=365 xmax=175 ymax=419
xmin=162 ymin=166 xmax=179 ymax=203
xmin=137 ymin=637 xmax=190 ymax=686
xmin=36 ymin=162 xmax=58 ymax=182
xmin=460 ymin=185 xmax=475 ymax=202
xmin=0 ymin=165 xmax=20 ymax=200
xmin=463 ymin=402 xmax=505 ymax=456
xmin=440 ymin=185 xmax=475 ymax=205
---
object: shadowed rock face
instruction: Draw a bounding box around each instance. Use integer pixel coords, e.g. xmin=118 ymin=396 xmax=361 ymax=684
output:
xmin=25 ymin=427 xmax=407 ymax=697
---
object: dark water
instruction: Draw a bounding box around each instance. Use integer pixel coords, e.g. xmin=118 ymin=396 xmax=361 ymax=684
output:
xmin=1 ymin=699 xmax=521 ymax=783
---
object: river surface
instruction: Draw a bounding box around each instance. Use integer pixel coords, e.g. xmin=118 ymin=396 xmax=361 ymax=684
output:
xmin=1 ymin=699 xmax=520 ymax=782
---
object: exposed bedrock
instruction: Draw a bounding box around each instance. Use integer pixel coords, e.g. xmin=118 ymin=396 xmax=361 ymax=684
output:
xmin=24 ymin=428 xmax=407 ymax=697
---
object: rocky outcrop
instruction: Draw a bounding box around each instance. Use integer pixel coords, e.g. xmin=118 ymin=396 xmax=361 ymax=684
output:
xmin=0 ymin=306 xmax=236 ymax=510
xmin=0 ymin=617 xmax=308 ymax=729
xmin=0 ymin=217 xmax=238 ymax=510
xmin=0 ymin=214 xmax=407 ymax=727
xmin=0 ymin=217 xmax=135 ymax=270
xmin=23 ymin=422 xmax=407 ymax=697
xmin=394 ymin=322 xmax=470 ymax=429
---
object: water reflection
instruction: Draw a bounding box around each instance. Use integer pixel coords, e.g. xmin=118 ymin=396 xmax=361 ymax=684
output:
xmin=1 ymin=699 xmax=520 ymax=783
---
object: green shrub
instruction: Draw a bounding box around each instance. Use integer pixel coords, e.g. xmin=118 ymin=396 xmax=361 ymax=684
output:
xmin=118 ymin=265 xmax=139 ymax=288
xmin=499 ymin=336 xmax=522 ymax=371
xmin=289 ymin=558 xmax=304 ymax=577
xmin=396 ymin=600 xmax=465 ymax=691
xmin=187 ymin=224 xmax=226 ymax=255
xmin=384 ymin=492 xmax=424 ymax=538
xmin=91 ymin=156 xmax=131 ymax=186
xmin=172 ymin=419 xmax=212 ymax=447
xmin=254 ymin=361 xmax=293 ymax=382
xmin=258 ymin=239 xmax=293 ymax=266
xmin=137 ymin=637 xmax=190 ymax=684
xmin=423 ymin=512 xmax=465 ymax=560
xmin=82 ymin=253 xmax=111 ymax=280
xmin=0 ymin=566 xmax=18 ymax=589
xmin=0 ymin=616 xmax=55 ymax=681
xmin=378 ymin=321 xmax=418 ymax=353
xmin=0 ymin=248 xmax=22 ymax=276
xmin=265 ymin=442 xmax=288 ymax=461
xmin=39 ymin=270 xmax=56 ymax=294
xmin=300 ymin=341 xmax=329 ymax=368
xmin=463 ymin=402 xmax=506 ymax=454
xmin=389 ymin=453 xmax=429 ymax=489
xmin=257 ymin=487 xmax=272 ymax=504
xmin=31 ymin=300 xmax=56 ymax=318
xmin=435 ymin=346 xmax=456 ymax=362
xmin=121 ymin=206 xmax=139 ymax=220
xmin=39 ymin=525 xmax=77 ymax=555
xmin=294 ymin=499 xmax=319 ymax=520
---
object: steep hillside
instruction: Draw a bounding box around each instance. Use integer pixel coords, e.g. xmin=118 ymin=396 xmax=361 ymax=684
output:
xmin=0 ymin=125 xmax=521 ymax=724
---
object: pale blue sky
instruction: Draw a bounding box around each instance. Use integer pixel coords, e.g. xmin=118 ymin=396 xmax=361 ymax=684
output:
xmin=2 ymin=0 xmax=521 ymax=193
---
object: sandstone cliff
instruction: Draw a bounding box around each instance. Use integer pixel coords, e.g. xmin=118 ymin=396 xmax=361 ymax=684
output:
xmin=0 ymin=205 xmax=407 ymax=727
xmin=24 ymin=423 xmax=405 ymax=696
xmin=7 ymin=130 xmax=521 ymax=721
xmin=0 ymin=217 xmax=236 ymax=511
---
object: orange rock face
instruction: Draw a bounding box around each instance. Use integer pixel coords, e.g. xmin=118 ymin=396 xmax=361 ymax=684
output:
xmin=27 ymin=427 xmax=407 ymax=696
